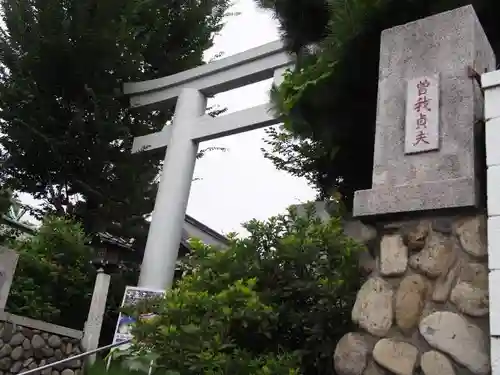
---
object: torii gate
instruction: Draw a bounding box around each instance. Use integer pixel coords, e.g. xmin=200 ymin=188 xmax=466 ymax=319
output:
xmin=124 ymin=41 xmax=294 ymax=290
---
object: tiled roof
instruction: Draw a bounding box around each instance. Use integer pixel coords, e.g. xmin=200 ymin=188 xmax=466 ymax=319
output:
xmin=1 ymin=214 xmax=228 ymax=252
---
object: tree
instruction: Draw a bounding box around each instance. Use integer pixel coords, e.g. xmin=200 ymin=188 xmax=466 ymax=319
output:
xmin=7 ymin=216 xmax=95 ymax=328
xmin=124 ymin=205 xmax=363 ymax=375
xmin=256 ymin=0 xmax=500 ymax=211
xmin=255 ymin=0 xmax=330 ymax=53
xmin=0 ymin=0 xmax=231 ymax=246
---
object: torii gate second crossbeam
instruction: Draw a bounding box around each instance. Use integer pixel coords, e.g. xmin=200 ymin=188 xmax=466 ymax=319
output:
xmin=124 ymin=41 xmax=294 ymax=290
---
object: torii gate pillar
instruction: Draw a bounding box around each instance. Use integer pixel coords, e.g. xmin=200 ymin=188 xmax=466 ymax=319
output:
xmin=138 ymin=89 xmax=206 ymax=288
xmin=124 ymin=42 xmax=294 ymax=290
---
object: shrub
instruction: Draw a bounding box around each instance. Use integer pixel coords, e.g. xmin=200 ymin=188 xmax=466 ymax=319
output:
xmin=7 ymin=216 xmax=95 ymax=327
xmin=125 ymin=204 xmax=363 ymax=375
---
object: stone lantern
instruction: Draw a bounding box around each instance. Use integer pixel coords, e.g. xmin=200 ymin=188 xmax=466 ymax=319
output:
xmin=83 ymin=232 xmax=134 ymax=364
xmin=90 ymin=236 xmax=122 ymax=274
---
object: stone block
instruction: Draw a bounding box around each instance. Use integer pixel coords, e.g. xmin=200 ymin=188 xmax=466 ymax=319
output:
xmin=488 ymin=165 xmax=500 ymax=216
xmin=486 ymin=118 xmax=500 ymax=167
xmin=408 ymin=231 xmax=455 ymax=278
xmin=489 ymin=269 xmax=500 ymax=336
xmin=432 ymin=260 xmax=459 ymax=303
xmin=354 ymin=178 xmax=477 ymax=217
xmin=482 ymin=69 xmax=500 ymax=90
xmin=352 ymin=278 xmax=393 ymax=336
xmin=353 ymin=6 xmax=496 ymax=217
xmin=450 ymin=263 xmax=488 ymax=317
xmin=419 ymin=311 xmax=489 ymax=375
xmin=484 ymin=73 xmax=500 ymax=120
xmin=395 ymin=274 xmax=427 ymax=331
xmin=372 ymin=339 xmax=418 ymax=375
xmin=488 ymin=216 xmax=500 ymax=270
xmin=454 ymin=216 xmax=487 ymax=258
xmin=380 ymin=234 xmax=407 ymax=276
xmin=491 ymin=336 xmax=500 ymax=375
xmin=420 ymin=351 xmax=455 ymax=375
xmin=334 ymin=333 xmax=370 ymax=375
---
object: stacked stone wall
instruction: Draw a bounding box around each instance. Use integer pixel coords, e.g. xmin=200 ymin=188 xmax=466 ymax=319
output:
xmin=0 ymin=312 xmax=84 ymax=375
xmin=336 ymin=215 xmax=489 ymax=375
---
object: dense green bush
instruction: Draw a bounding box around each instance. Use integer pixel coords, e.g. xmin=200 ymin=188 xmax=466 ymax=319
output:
xmin=7 ymin=216 xmax=96 ymax=327
xmin=85 ymin=358 xmax=145 ymax=375
xmin=125 ymin=204 xmax=363 ymax=375
xmin=1 ymin=214 xmax=138 ymax=340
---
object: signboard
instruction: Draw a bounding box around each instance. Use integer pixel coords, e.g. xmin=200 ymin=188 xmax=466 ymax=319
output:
xmin=111 ymin=286 xmax=165 ymax=350
xmin=404 ymin=75 xmax=440 ymax=154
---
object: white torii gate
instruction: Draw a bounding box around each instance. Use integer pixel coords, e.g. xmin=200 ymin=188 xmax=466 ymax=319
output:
xmin=124 ymin=41 xmax=294 ymax=290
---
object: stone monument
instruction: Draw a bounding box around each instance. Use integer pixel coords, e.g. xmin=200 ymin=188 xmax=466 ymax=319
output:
xmin=353 ymin=6 xmax=495 ymax=217
xmin=334 ymin=6 xmax=495 ymax=375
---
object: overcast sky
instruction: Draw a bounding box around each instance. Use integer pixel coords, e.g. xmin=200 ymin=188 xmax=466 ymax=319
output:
xmin=186 ymin=0 xmax=316 ymax=235
xmin=19 ymin=0 xmax=317 ymax=236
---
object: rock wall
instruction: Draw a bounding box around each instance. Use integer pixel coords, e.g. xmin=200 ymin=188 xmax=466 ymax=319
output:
xmin=0 ymin=312 xmax=84 ymax=375
xmin=335 ymin=214 xmax=490 ymax=375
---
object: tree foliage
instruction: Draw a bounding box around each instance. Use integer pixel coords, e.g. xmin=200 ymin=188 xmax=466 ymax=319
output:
xmin=7 ymin=216 xmax=95 ymax=327
xmin=0 ymin=212 xmax=140 ymax=339
xmin=255 ymin=0 xmax=330 ymax=53
xmin=0 ymin=0 xmax=231 ymax=245
xmin=85 ymin=359 xmax=146 ymax=375
xmin=123 ymin=205 xmax=363 ymax=375
xmin=257 ymin=0 xmax=500 ymax=210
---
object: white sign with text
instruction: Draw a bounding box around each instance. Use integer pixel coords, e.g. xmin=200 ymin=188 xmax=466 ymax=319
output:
xmin=111 ymin=286 xmax=165 ymax=350
xmin=404 ymin=75 xmax=440 ymax=154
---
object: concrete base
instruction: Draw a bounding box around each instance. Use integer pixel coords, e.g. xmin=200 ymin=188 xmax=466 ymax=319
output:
xmin=353 ymin=177 xmax=477 ymax=217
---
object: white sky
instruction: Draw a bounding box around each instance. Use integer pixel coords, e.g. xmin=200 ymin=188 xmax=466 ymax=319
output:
xmin=187 ymin=0 xmax=316 ymax=234
xmin=19 ymin=0 xmax=317 ymax=235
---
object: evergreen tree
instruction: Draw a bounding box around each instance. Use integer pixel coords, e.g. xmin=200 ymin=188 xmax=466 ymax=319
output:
xmin=0 ymin=0 xmax=231 ymax=246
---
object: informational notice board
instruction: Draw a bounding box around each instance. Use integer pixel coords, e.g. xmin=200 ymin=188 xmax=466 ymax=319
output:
xmin=111 ymin=286 xmax=165 ymax=351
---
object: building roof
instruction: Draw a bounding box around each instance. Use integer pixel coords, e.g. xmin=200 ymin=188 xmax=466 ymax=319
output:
xmin=184 ymin=214 xmax=229 ymax=246
xmin=0 ymin=214 xmax=228 ymax=252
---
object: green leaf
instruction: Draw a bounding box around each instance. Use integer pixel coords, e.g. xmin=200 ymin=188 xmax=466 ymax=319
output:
xmin=180 ymin=324 xmax=200 ymax=334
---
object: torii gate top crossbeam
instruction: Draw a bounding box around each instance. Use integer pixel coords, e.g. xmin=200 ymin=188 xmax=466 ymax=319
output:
xmin=123 ymin=40 xmax=292 ymax=108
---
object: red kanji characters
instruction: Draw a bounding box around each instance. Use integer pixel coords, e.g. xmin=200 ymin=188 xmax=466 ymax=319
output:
xmin=417 ymin=113 xmax=427 ymax=129
xmin=414 ymin=96 xmax=431 ymax=112
xmin=410 ymin=77 xmax=434 ymax=150
xmin=417 ymin=79 xmax=430 ymax=96
xmin=413 ymin=130 xmax=429 ymax=146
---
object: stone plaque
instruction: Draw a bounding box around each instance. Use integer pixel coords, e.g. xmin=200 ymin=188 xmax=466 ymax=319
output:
xmin=404 ymin=75 xmax=439 ymax=154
